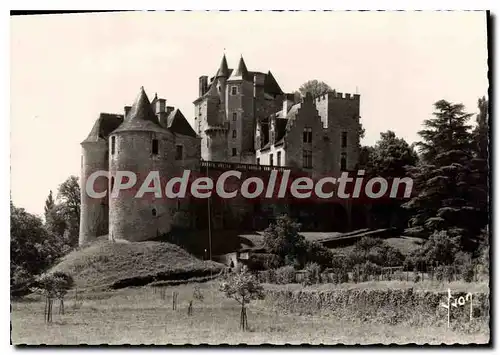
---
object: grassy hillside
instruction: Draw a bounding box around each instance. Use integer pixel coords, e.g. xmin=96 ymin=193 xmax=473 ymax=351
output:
xmin=50 ymin=238 xmax=224 ymax=290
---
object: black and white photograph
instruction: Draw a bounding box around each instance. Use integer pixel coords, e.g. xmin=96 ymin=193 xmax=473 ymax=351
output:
xmin=9 ymin=10 xmax=490 ymax=345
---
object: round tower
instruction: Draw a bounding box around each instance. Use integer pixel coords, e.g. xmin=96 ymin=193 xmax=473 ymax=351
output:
xmin=108 ymin=87 xmax=175 ymax=242
xmin=79 ymin=113 xmax=123 ymax=246
xmin=205 ymin=126 xmax=228 ymax=161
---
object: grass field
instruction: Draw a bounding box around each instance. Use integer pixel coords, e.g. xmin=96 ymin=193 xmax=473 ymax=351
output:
xmin=49 ymin=238 xmax=224 ymax=290
xmin=11 ymin=281 xmax=489 ymax=345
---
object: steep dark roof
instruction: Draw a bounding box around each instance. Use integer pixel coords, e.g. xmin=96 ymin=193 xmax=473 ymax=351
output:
xmin=216 ymin=54 xmax=230 ymax=78
xmin=82 ymin=113 xmax=124 ymax=143
xmin=112 ymin=87 xmax=168 ymax=134
xmin=264 ymin=71 xmax=283 ymax=95
xmin=164 ymin=109 xmax=197 ymax=138
xmin=228 ymin=56 xmax=249 ymax=81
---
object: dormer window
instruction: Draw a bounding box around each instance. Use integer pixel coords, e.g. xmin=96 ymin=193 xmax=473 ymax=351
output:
xmin=152 ymin=139 xmax=159 ymax=155
xmin=231 ymin=86 xmax=238 ymax=95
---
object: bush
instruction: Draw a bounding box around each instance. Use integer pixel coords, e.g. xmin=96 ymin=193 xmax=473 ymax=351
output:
xmin=332 ymin=267 xmax=349 ymax=284
xmin=259 ymin=269 xmax=277 ymax=284
xmin=275 ymin=266 xmax=296 ymax=284
xmin=359 ymin=261 xmax=381 ymax=282
xmin=461 ymin=263 xmax=475 ymax=283
xmin=302 ymin=262 xmax=321 ymax=286
xmin=246 ymin=253 xmax=283 ymax=271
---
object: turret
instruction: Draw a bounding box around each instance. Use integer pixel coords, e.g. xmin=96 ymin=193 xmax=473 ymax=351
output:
xmin=79 ymin=113 xmax=123 ymax=246
xmin=108 ymin=87 xmax=175 ymax=242
xmin=215 ymin=54 xmax=229 ymax=106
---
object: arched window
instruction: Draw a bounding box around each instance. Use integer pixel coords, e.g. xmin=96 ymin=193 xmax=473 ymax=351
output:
xmin=152 ymin=208 xmax=157 ymax=217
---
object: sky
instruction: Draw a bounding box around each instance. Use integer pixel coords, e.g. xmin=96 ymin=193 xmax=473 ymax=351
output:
xmin=10 ymin=11 xmax=488 ymax=216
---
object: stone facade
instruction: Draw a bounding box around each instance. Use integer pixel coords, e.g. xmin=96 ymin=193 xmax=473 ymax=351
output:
xmin=79 ymin=88 xmax=200 ymax=245
xmin=197 ymin=55 xmax=362 ymax=180
xmin=80 ymin=55 xmax=364 ymax=245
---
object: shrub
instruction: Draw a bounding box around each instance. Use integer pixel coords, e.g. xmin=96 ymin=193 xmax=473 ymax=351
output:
xmin=331 ymin=267 xmax=349 ymax=284
xmin=461 ymin=263 xmax=475 ymax=283
xmin=246 ymin=253 xmax=283 ymax=271
xmin=275 ymin=266 xmax=296 ymax=284
xmin=259 ymin=269 xmax=277 ymax=284
xmin=302 ymin=262 xmax=321 ymax=286
xmin=359 ymin=261 xmax=381 ymax=282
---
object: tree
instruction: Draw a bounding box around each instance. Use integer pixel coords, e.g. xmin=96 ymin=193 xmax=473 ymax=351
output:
xmin=403 ymin=100 xmax=480 ymax=251
xmin=44 ymin=190 xmax=55 ymax=221
xmin=11 ymin=202 xmax=63 ymax=294
xmin=263 ymin=215 xmax=304 ymax=267
xmin=297 ymin=80 xmax=332 ymax=98
xmin=55 ymin=176 xmax=81 ymax=247
xmin=219 ymin=266 xmax=265 ymax=331
xmin=358 ymin=131 xmax=418 ymax=228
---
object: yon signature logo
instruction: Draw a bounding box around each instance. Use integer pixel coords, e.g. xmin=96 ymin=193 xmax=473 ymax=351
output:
xmin=440 ymin=288 xmax=473 ymax=328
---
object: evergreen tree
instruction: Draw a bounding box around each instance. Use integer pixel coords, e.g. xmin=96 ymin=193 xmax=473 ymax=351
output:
xmin=403 ymin=100 xmax=479 ymax=251
xmin=44 ymin=190 xmax=55 ymax=220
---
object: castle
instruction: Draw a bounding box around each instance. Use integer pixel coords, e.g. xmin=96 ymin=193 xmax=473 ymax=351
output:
xmin=79 ymin=54 xmax=363 ymax=246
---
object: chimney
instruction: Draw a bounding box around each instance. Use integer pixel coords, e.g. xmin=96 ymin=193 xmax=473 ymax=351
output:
xmin=283 ymin=93 xmax=295 ymax=116
xmin=199 ymin=76 xmax=208 ymax=96
xmin=253 ymin=73 xmax=266 ymax=98
xmin=166 ymin=106 xmax=175 ymax=117
xmin=155 ymin=98 xmax=166 ymax=115
xmin=124 ymin=106 xmax=132 ymax=118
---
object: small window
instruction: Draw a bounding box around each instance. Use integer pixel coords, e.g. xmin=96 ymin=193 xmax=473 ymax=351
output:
xmin=175 ymin=145 xmax=183 ymax=160
xmin=232 ymin=130 xmax=237 ymax=139
xmin=232 ymin=112 xmax=237 ymax=121
xmin=270 ymin=154 xmax=274 ymax=167
xmin=111 ymin=136 xmax=116 ymax=155
xmin=303 ymin=127 xmax=312 ymax=143
xmin=341 ymin=132 xmax=347 ymax=148
xmin=231 ymin=86 xmax=238 ymax=95
xmin=341 ymin=152 xmax=347 ymax=171
xmin=277 ymin=151 xmax=282 ymax=167
xmin=152 ymin=208 xmax=157 ymax=217
xmin=232 ymin=148 xmax=237 ymax=156
xmin=110 ymin=176 xmax=115 ymax=194
xmin=152 ymin=139 xmax=159 ymax=155
xmin=302 ymin=150 xmax=312 ymax=169
xmin=257 ymin=158 xmax=260 ymax=165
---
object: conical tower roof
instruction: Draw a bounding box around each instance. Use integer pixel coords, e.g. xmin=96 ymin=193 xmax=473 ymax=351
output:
xmin=215 ymin=54 xmax=230 ymax=78
xmin=112 ymin=87 xmax=168 ymax=134
xmin=228 ymin=56 xmax=249 ymax=81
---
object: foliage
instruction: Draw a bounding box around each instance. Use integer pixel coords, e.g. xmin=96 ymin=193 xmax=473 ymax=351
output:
xmin=275 ymin=266 xmax=296 ymax=284
xmin=302 ymin=262 xmax=321 ymax=286
xmin=11 ymin=201 xmax=66 ymax=294
xmin=345 ymin=237 xmax=405 ymax=268
xmin=219 ymin=266 xmax=265 ymax=331
xmin=263 ymin=215 xmax=333 ymax=269
xmin=403 ymin=99 xmax=486 ymax=252
xmin=357 ymin=131 xmax=418 ymax=229
xmin=297 ymin=79 xmax=332 ymax=98
xmin=245 ymin=253 xmax=283 ymax=271
xmin=407 ymin=230 xmax=461 ymax=267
